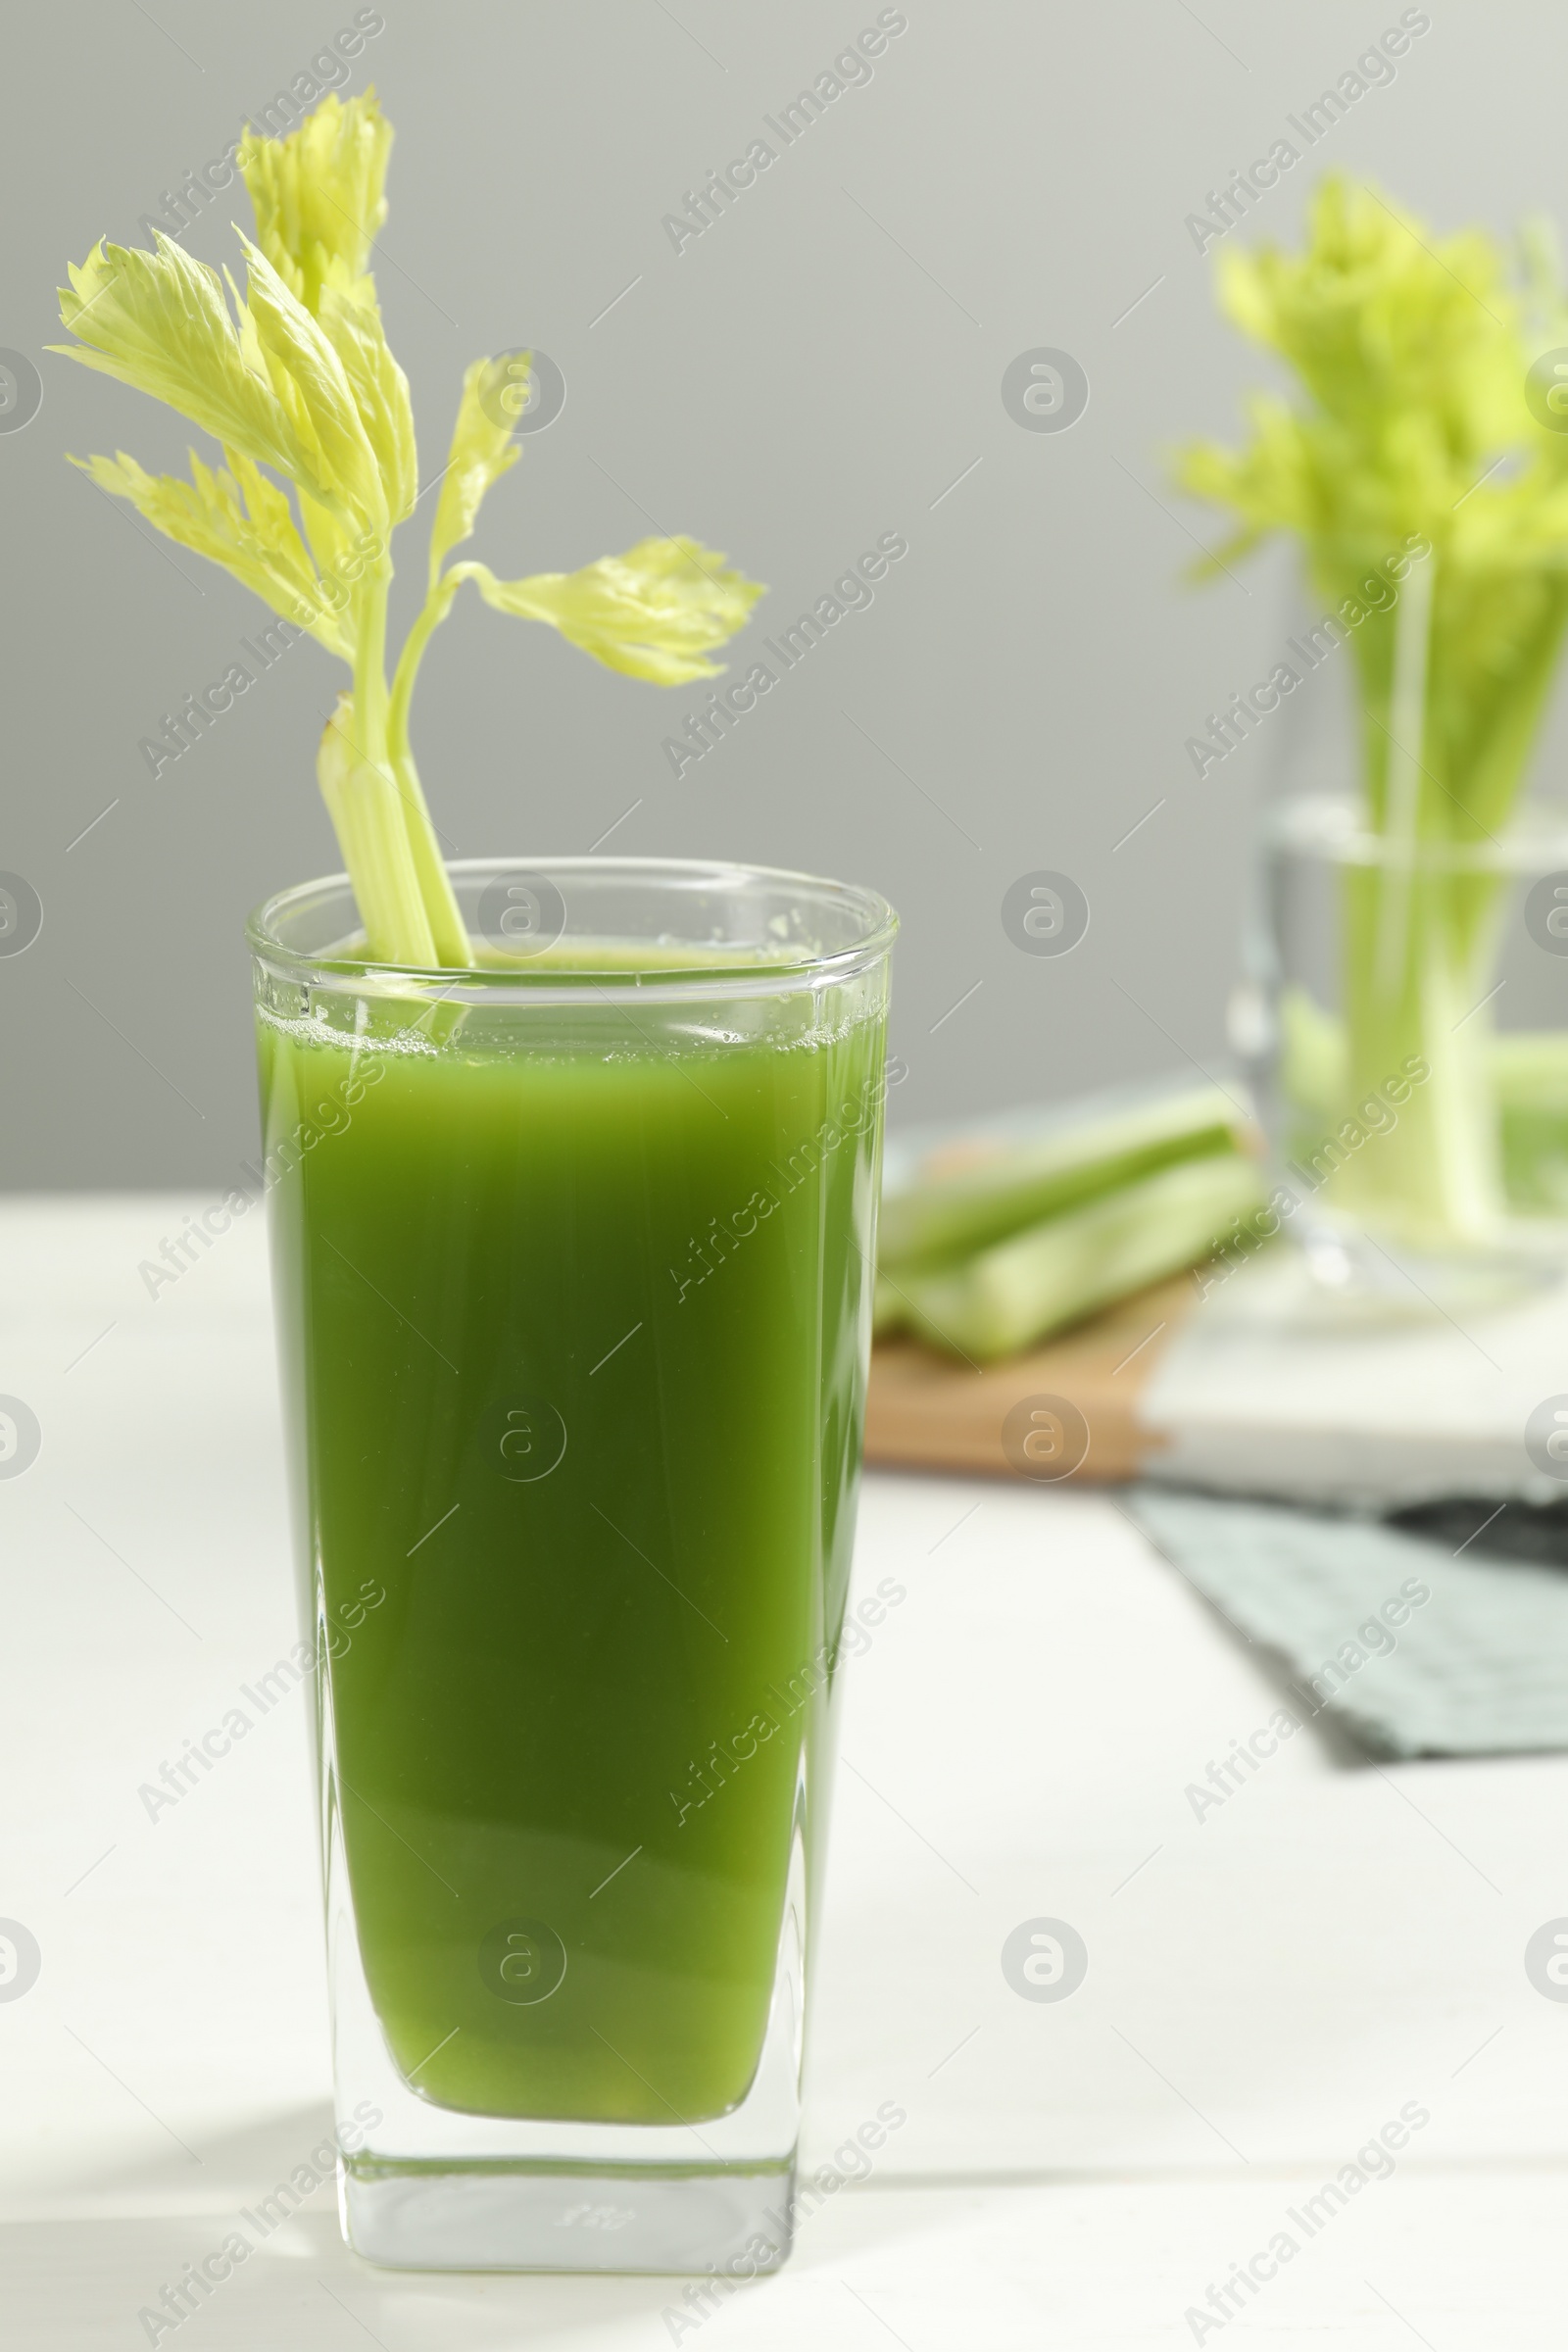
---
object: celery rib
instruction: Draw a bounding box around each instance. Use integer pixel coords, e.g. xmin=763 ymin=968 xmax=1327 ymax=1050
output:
xmin=898 ymin=1151 xmax=1267 ymax=1362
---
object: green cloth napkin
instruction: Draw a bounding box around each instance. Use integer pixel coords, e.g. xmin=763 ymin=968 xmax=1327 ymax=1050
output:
xmin=1129 ymin=1486 xmax=1568 ymax=1757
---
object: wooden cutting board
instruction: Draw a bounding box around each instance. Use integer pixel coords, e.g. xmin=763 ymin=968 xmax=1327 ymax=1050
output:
xmin=863 ymin=1276 xmax=1196 ymax=1482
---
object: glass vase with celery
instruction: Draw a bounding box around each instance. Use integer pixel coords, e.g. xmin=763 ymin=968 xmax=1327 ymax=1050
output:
xmin=1178 ymin=176 xmax=1568 ymax=1284
xmin=54 ymin=91 xmax=900 ymax=2277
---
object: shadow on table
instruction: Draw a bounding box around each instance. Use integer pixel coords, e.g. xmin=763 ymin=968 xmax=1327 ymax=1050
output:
xmin=16 ymin=2103 xmax=936 ymax=2345
xmin=2 ymin=2209 xmax=683 ymax=2349
xmin=44 ymin=2098 xmax=339 ymax=2206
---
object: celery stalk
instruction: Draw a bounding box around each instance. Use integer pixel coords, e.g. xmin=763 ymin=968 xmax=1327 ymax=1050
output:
xmin=1178 ymin=177 xmax=1568 ymax=1252
xmin=897 ymin=1151 xmax=1267 ymax=1362
xmin=1283 ymin=992 xmax=1568 ymax=1215
xmin=52 ymin=93 xmax=763 ymax=972
xmin=317 ymin=697 xmax=435 ymax=966
xmin=1328 ymin=542 xmax=1568 ymax=1244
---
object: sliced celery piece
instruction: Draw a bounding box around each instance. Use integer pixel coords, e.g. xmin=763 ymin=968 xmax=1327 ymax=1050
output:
xmin=878 ymin=1083 xmax=1250 ymax=1271
xmin=899 ymin=1150 xmax=1266 ymax=1362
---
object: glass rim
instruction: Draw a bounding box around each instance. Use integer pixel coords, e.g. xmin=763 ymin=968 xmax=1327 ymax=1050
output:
xmin=1264 ymin=791 xmax=1568 ymax=875
xmin=247 ymin=854 xmax=899 ymax=1004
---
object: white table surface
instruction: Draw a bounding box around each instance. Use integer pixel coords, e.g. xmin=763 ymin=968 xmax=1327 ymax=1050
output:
xmin=4 ymin=1197 xmax=1565 ymax=2348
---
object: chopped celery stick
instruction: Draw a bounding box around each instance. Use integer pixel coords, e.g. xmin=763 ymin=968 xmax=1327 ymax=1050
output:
xmin=879 ymin=1082 xmax=1251 ymax=1270
xmin=899 ymin=1150 xmax=1266 ymax=1361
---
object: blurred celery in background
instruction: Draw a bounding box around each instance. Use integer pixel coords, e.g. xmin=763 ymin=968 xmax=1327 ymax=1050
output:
xmin=1178 ymin=178 xmax=1568 ymax=1271
xmin=875 ymin=1084 xmax=1265 ymax=1360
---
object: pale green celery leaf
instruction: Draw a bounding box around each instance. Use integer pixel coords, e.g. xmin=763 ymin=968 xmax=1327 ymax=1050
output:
xmin=70 ymin=447 xmax=353 ymax=657
xmin=1175 ymin=174 xmax=1568 ymax=854
xmin=234 ymin=234 xmax=386 ymax=532
xmin=1178 ymin=176 xmax=1540 ymax=562
xmin=52 ymin=234 xmax=332 ymax=504
xmin=452 ymin=539 xmax=764 ymax=684
xmin=236 ymin=91 xmax=411 ymax=520
xmin=318 ymin=272 xmax=416 ymax=521
xmin=296 ymin=487 xmax=358 ymax=595
xmin=1177 ymin=394 xmax=1316 ymax=546
xmin=426 ymin=358 xmax=521 ymax=579
xmin=221 ymin=446 xmax=366 ymax=650
xmin=237 ymin=89 xmax=391 ymax=318
xmin=1214 ymin=179 xmax=1515 ymax=442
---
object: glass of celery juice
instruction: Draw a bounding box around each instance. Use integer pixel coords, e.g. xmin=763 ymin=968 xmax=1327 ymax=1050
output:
xmin=247 ymin=857 xmax=896 ymax=2274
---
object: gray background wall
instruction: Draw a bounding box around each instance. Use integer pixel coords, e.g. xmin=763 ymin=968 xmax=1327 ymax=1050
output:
xmin=4 ymin=0 xmax=1567 ymax=1186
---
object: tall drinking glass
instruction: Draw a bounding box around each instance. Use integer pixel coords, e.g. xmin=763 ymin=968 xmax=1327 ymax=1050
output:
xmin=246 ymin=858 xmax=897 ymax=2274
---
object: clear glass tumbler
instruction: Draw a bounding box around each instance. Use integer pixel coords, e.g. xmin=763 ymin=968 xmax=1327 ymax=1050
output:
xmin=246 ymin=858 xmax=897 ymax=2273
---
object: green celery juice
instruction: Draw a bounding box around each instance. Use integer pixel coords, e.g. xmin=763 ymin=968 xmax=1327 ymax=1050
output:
xmin=259 ymin=980 xmax=884 ymax=2125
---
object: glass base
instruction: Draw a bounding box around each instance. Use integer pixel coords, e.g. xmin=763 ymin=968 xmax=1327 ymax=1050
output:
xmin=341 ymin=2157 xmax=794 ymax=2274
xmin=1297 ymin=1204 xmax=1568 ymax=1318
xmin=323 ymin=1778 xmax=809 ymax=2274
